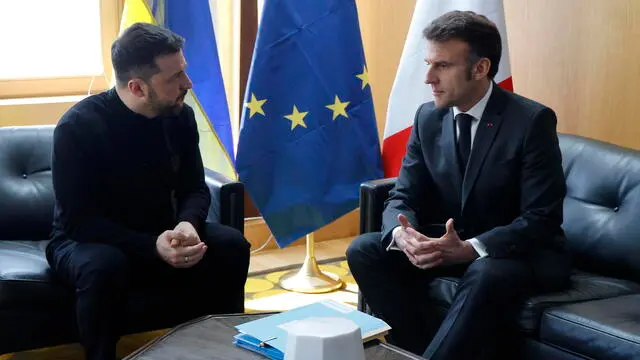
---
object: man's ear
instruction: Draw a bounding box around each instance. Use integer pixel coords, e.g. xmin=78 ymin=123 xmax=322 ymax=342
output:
xmin=473 ymin=58 xmax=491 ymax=80
xmin=128 ymin=79 xmax=147 ymax=98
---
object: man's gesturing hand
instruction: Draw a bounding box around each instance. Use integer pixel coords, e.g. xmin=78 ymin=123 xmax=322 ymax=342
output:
xmin=431 ymin=219 xmax=478 ymax=264
xmin=394 ymin=214 xmax=443 ymax=269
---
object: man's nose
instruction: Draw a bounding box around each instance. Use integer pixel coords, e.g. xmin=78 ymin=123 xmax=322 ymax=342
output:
xmin=425 ymin=66 xmax=436 ymax=84
xmin=184 ymin=74 xmax=193 ymax=89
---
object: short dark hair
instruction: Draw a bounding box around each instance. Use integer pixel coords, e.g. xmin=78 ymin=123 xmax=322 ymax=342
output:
xmin=423 ymin=11 xmax=501 ymax=79
xmin=111 ymin=22 xmax=184 ymax=86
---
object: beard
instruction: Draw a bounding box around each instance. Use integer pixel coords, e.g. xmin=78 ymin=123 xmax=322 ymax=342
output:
xmin=148 ymin=89 xmax=188 ymax=117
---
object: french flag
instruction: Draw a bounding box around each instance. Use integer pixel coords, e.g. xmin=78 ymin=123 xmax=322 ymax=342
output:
xmin=382 ymin=0 xmax=513 ymax=177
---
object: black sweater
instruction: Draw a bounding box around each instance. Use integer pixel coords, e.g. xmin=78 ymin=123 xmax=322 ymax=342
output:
xmin=48 ymin=88 xmax=211 ymax=261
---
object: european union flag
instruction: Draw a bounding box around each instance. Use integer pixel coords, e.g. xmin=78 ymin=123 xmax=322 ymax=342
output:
xmin=236 ymin=0 xmax=383 ymax=247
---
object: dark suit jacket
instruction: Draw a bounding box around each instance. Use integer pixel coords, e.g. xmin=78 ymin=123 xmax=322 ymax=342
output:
xmin=381 ymin=84 xmax=566 ymax=259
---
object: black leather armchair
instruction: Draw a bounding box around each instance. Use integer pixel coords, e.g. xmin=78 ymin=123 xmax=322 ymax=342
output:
xmin=0 ymin=125 xmax=245 ymax=355
xmin=357 ymin=134 xmax=640 ymax=360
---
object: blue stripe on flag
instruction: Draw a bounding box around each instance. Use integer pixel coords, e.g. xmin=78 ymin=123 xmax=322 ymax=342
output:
xmin=164 ymin=1 xmax=235 ymax=161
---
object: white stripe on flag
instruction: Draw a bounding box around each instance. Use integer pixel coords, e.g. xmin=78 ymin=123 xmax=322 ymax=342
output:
xmin=384 ymin=0 xmax=511 ymax=139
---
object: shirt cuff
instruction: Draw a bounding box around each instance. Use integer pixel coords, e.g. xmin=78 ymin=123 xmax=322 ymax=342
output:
xmin=466 ymin=237 xmax=488 ymax=258
xmin=386 ymin=226 xmax=403 ymax=251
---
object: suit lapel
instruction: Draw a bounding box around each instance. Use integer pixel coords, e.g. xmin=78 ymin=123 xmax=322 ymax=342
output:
xmin=440 ymin=109 xmax=462 ymax=206
xmin=461 ymin=85 xmax=507 ymax=210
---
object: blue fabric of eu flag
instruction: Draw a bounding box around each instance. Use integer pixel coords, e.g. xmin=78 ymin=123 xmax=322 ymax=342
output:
xmin=236 ymin=0 xmax=383 ymax=247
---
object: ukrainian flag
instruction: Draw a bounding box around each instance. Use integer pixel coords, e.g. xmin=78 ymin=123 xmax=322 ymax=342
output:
xmin=118 ymin=0 xmax=236 ymax=179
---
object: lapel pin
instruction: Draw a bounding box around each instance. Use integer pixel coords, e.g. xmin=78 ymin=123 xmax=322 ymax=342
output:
xmin=486 ymin=122 xmax=494 ymax=127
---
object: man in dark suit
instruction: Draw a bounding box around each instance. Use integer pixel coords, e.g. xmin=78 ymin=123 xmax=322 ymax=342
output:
xmin=347 ymin=11 xmax=571 ymax=360
xmin=47 ymin=23 xmax=250 ymax=360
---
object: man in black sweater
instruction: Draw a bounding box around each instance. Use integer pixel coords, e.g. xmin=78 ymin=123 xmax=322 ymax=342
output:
xmin=46 ymin=23 xmax=250 ymax=360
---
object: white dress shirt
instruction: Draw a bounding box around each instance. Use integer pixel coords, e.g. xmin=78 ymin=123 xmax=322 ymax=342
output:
xmin=388 ymin=82 xmax=494 ymax=259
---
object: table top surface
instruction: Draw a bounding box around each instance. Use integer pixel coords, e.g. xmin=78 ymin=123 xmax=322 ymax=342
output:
xmin=123 ymin=312 xmax=424 ymax=360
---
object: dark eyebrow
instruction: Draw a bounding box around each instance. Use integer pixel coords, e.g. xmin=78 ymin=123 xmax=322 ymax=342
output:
xmin=425 ymin=60 xmax=452 ymax=67
xmin=172 ymin=62 xmax=188 ymax=78
xmin=171 ymin=69 xmax=184 ymax=78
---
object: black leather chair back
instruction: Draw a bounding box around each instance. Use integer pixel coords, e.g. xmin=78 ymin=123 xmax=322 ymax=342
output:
xmin=559 ymin=134 xmax=640 ymax=283
xmin=0 ymin=126 xmax=55 ymax=240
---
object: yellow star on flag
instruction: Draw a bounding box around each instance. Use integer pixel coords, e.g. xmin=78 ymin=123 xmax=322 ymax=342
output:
xmin=284 ymin=105 xmax=308 ymax=130
xmin=356 ymin=65 xmax=370 ymax=89
xmin=326 ymin=95 xmax=350 ymax=120
xmin=245 ymin=93 xmax=267 ymax=118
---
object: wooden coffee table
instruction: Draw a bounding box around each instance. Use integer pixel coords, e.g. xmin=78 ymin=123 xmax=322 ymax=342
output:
xmin=123 ymin=313 xmax=423 ymax=360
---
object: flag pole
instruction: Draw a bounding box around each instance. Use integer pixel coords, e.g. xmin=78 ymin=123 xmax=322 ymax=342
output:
xmin=279 ymin=232 xmax=343 ymax=293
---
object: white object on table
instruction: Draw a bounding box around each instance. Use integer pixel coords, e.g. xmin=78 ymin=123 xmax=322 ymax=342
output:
xmin=281 ymin=317 xmax=365 ymax=360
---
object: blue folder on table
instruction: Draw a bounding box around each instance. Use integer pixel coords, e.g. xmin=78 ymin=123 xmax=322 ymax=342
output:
xmin=233 ymin=333 xmax=284 ymax=360
xmin=232 ymin=300 xmax=391 ymax=360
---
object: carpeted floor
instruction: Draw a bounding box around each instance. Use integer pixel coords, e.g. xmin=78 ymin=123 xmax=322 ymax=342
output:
xmin=1 ymin=258 xmax=356 ymax=360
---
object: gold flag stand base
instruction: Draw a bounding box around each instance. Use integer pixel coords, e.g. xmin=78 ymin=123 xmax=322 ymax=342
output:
xmin=279 ymin=233 xmax=344 ymax=294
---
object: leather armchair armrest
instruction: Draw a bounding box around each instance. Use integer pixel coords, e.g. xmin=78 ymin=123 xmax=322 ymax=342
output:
xmin=358 ymin=177 xmax=396 ymax=314
xmin=359 ymin=177 xmax=396 ymax=234
xmin=204 ymin=168 xmax=244 ymax=234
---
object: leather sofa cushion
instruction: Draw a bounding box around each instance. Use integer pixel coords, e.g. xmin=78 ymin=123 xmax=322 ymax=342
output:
xmin=540 ymin=294 xmax=640 ymax=360
xmin=0 ymin=126 xmax=56 ymax=241
xmin=428 ymin=271 xmax=640 ymax=333
xmin=559 ymin=134 xmax=640 ymax=284
xmin=0 ymin=240 xmax=72 ymax=308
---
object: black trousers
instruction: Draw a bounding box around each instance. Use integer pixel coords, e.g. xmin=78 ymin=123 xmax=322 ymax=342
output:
xmin=346 ymin=232 xmax=571 ymax=360
xmin=47 ymin=222 xmax=250 ymax=360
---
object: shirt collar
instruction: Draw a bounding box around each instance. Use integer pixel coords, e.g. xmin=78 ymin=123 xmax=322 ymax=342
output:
xmin=452 ymin=81 xmax=493 ymax=121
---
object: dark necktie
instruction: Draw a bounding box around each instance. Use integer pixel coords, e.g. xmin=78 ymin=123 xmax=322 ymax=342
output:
xmin=456 ymin=113 xmax=473 ymax=175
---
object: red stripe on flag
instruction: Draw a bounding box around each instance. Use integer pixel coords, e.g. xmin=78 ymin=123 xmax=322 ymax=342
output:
xmin=498 ymin=76 xmax=513 ymax=92
xmin=382 ymin=126 xmax=412 ymax=178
